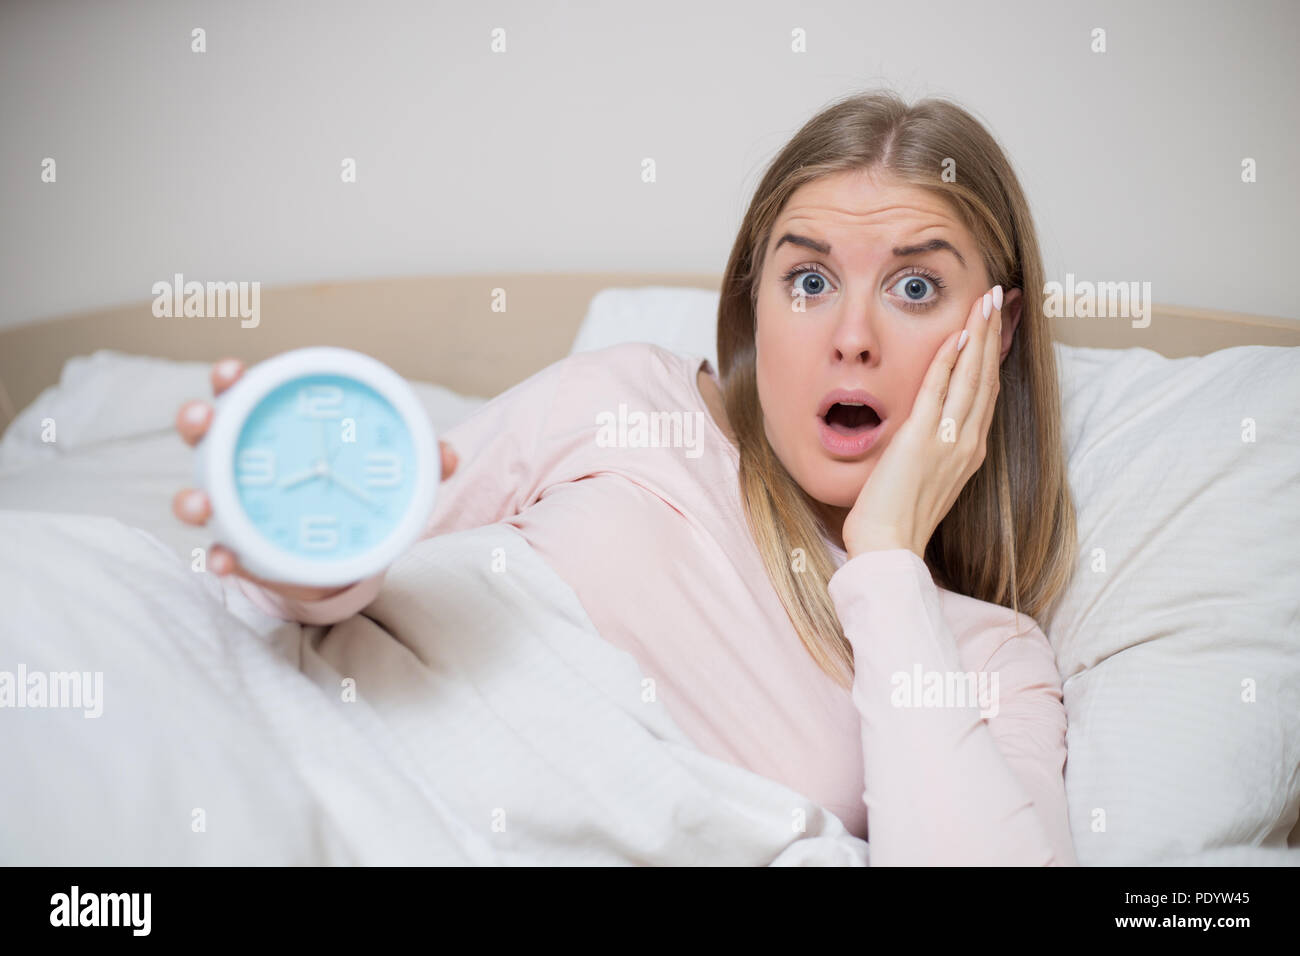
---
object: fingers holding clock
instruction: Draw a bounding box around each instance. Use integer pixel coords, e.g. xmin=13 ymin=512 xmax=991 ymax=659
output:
xmin=175 ymin=357 xmax=245 ymax=446
xmin=175 ymin=400 xmax=212 ymax=446
xmin=173 ymin=357 xmax=247 ymax=515
xmin=171 ymin=487 xmax=210 ymax=526
xmin=173 ymin=356 xmax=453 ymax=599
xmin=440 ymin=440 xmax=458 ymax=480
xmin=211 ymin=357 xmax=244 ymax=396
xmin=172 ymin=358 xmax=241 ymax=524
xmin=207 ymin=543 xmax=241 ymax=576
xmin=205 ymin=544 xmax=260 ymax=583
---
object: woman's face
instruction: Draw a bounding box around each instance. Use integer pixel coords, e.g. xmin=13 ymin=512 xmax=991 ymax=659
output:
xmin=754 ymin=168 xmax=1016 ymax=535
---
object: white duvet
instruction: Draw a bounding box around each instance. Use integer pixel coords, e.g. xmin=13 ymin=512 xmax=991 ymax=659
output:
xmin=2 ymin=347 xmax=1297 ymax=866
xmin=0 ymin=510 xmax=869 ymax=865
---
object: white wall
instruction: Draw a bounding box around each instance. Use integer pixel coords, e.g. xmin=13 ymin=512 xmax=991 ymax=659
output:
xmin=1 ymin=0 xmax=1296 ymax=329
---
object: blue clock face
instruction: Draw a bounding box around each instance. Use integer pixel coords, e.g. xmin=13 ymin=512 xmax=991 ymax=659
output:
xmin=232 ymin=373 xmax=417 ymax=560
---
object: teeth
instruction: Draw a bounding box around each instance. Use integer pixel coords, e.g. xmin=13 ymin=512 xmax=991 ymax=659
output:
xmin=839 ymin=402 xmax=866 ymax=406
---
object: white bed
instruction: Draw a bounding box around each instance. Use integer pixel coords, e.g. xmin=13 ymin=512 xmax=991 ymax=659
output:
xmin=1 ymin=281 xmax=1297 ymax=866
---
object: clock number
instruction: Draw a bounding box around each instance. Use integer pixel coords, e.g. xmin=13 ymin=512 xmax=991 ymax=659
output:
xmin=364 ymin=452 xmax=402 ymax=487
xmin=237 ymin=448 xmax=275 ymax=486
xmin=300 ymin=515 xmax=339 ymax=551
xmin=297 ymin=385 xmax=344 ymax=419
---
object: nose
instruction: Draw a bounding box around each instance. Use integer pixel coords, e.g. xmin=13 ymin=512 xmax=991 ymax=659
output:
xmin=829 ymin=295 xmax=881 ymax=365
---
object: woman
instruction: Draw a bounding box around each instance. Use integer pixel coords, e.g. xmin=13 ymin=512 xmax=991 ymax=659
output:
xmin=172 ymin=90 xmax=1079 ymax=866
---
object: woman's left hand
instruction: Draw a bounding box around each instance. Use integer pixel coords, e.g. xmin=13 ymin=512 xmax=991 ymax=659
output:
xmin=841 ymin=285 xmax=1004 ymax=561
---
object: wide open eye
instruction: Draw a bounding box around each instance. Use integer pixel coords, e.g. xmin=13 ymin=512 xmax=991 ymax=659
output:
xmin=890 ymin=273 xmax=938 ymax=305
xmin=886 ymin=267 xmax=948 ymax=312
xmin=782 ymin=264 xmax=833 ymax=299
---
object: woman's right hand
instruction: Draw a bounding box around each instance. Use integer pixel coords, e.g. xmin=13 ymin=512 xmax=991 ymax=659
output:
xmin=171 ymin=357 xmax=459 ymax=603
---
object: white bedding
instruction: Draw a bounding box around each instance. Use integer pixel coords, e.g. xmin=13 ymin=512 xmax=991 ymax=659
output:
xmin=2 ymin=344 xmax=1298 ymax=866
xmin=0 ymin=511 xmax=869 ymax=865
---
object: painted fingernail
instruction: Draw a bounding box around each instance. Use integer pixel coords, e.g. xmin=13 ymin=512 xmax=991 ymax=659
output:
xmin=982 ymin=293 xmax=993 ymax=320
xmin=181 ymin=490 xmax=205 ymax=519
xmin=182 ymin=402 xmax=209 ymax=426
xmin=992 ymin=285 xmax=1003 ymax=311
xmin=957 ymin=329 xmax=970 ymax=352
xmin=215 ymin=358 xmax=241 ymax=380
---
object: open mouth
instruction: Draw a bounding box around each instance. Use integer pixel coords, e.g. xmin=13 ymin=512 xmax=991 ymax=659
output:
xmin=822 ymin=402 xmax=882 ymax=436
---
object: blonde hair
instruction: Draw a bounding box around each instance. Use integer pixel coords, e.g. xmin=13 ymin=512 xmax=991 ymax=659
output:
xmin=716 ymin=89 xmax=1078 ymax=690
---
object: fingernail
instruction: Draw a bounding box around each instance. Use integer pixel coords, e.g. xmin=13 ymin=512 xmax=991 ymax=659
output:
xmin=215 ymin=358 xmax=241 ymax=380
xmin=992 ymin=285 xmax=1003 ymax=311
xmin=183 ymin=402 xmax=209 ymax=426
xmin=982 ymin=293 xmax=993 ymax=320
xmin=957 ymin=329 xmax=970 ymax=352
xmin=181 ymin=490 xmax=205 ymax=519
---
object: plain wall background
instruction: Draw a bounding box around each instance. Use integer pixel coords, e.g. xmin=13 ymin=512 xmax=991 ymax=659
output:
xmin=1 ymin=0 xmax=1296 ymax=330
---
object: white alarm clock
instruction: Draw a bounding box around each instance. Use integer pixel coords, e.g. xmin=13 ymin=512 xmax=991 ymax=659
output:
xmin=194 ymin=347 xmax=439 ymax=587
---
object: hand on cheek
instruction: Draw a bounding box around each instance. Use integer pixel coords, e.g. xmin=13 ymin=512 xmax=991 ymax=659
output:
xmin=840 ymin=284 xmax=1004 ymax=561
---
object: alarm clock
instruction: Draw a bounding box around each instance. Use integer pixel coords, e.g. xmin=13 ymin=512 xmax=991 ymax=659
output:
xmin=194 ymin=347 xmax=439 ymax=587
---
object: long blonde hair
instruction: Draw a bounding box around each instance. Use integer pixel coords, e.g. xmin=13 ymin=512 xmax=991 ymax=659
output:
xmin=717 ymin=90 xmax=1077 ymax=690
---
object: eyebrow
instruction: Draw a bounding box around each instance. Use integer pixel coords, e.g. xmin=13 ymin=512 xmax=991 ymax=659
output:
xmin=771 ymin=232 xmax=967 ymax=268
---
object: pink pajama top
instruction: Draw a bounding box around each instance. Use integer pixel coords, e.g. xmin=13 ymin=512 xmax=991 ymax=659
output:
xmin=237 ymin=343 xmax=1077 ymax=865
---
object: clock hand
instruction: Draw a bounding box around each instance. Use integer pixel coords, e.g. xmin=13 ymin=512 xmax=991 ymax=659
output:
xmin=325 ymin=470 xmax=381 ymax=510
xmin=279 ymin=460 xmax=329 ymax=490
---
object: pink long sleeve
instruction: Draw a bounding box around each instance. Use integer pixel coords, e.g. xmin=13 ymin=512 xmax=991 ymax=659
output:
xmin=234 ymin=352 xmax=576 ymax=626
xmin=827 ymin=547 xmax=1077 ymax=866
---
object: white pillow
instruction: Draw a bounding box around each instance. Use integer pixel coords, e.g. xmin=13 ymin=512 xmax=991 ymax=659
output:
xmin=1049 ymin=343 xmax=1300 ymax=864
xmin=569 ymin=286 xmax=720 ymax=370
xmin=0 ymin=351 xmax=215 ymax=469
xmin=571 ymin=285 xmax=1300 ymax=864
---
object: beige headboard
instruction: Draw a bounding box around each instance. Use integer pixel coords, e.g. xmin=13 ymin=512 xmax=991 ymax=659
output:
xmin=2 ymin=271 xmax=1298 ymax=435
